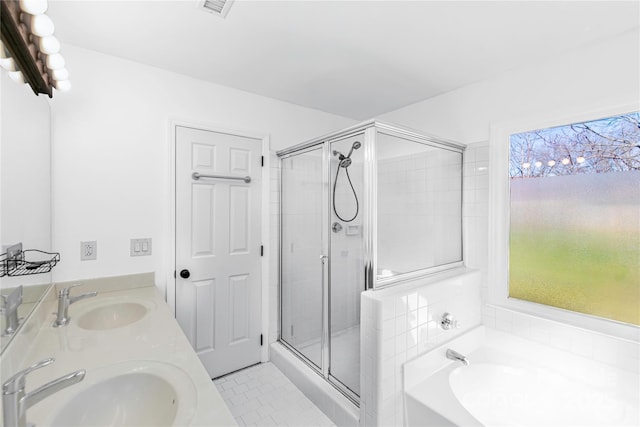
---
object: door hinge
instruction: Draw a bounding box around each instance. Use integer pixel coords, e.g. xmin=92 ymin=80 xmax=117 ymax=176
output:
xmin=260 ymin=245 xmax=264 ymax=256
xmin=260 ymin=334 xmax=263 ymax=346
xmin=173 ymin=270 xmax=176 ymax=278
xmin=261 ymin=156 xmax=264 ymax=167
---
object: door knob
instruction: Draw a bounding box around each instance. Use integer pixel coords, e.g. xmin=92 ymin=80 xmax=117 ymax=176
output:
xmin=179 ymin=269 xmax=190 ymax=279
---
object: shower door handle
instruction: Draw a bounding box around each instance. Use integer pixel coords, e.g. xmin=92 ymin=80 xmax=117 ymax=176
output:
xmin=319 ymin=253 xmax=329 ymax=378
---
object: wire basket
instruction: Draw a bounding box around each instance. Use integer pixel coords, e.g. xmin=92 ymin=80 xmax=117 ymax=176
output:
xmin=0 ymin=249 xmax=60 ymax=277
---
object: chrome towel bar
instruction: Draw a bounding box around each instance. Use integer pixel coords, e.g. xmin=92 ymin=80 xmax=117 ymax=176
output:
xmin=192 ymin=172 xmax=251 ymax=183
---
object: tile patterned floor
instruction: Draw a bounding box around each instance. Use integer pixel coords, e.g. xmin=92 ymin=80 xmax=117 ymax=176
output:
xmin=213 ymin=362 xmax=336 ymax=427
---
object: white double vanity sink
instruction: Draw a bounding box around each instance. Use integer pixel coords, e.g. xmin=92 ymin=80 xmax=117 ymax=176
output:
xmin=0 ymin=274 xmax=236 ymax=427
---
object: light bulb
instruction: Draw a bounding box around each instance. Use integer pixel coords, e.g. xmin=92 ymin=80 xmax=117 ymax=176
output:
xmin=561 ymin=158 xmax=570 ymax=165
xmin=534 ymin=161 xmax=542 ymax=168
xmin=19 ymin=0 xmax=48 ymax=15
xmin=39 ymin=35 xmax=60 ymax=54
xmin=30 ymin=14 xmax=55 ymax=37
xmin=0 ymin=56 xmax=17 ymax=71
xmin=51 ymin=67 xmax=69 ymax=80
xmin=0 ymin=40 xmax=10 ymax=58
xmin=547 ymin=160 xmax=556 ymax=167
xmin=8 ymin=71 xmax=25 ymax=84
xmin=46 ymin=53 xmax=65 ymax=69
xmin=55 ymin=79 xmax=71 ymax=91
xmin=522 ymin=162 xmax=531 ymax=169
xmin=576 ymin=156 xmax=585 ymax=164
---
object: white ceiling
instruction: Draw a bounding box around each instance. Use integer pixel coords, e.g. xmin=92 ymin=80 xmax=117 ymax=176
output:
xmin=48 ymin=1 xmax=639 ymax=119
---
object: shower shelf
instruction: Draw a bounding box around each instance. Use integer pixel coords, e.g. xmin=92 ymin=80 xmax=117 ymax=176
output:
xmin=0 ymin=249 xmax=60 ymax=277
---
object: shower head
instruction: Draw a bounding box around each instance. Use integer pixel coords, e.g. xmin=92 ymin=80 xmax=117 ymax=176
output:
xmin=333 ymin=141 xmax=361 ymax=168
xmin=346 ymin=141 xmax=361 ymax=159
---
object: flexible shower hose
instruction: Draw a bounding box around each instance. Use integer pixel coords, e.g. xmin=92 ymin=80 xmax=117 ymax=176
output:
xmin=332 ymin=165 xmax=359 ymax=222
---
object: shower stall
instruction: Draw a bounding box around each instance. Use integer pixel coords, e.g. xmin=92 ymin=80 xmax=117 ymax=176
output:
xmin=278 ymin=120 xmax=464 ymax=403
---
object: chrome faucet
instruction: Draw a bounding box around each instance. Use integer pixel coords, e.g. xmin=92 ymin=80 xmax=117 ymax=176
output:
xmin=2 ymin=357 xmax=85 ymax=427
xmin=1 ymin=285 xmax=23 ymax=336
xmin=446 ymin=348 xmax=469 ymax=366
xmin=53 ymin=284 xmax=97 ymax=327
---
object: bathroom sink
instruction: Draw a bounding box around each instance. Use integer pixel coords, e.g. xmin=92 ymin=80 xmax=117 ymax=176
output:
xmin=75 ymin=298 xmax=156 ymax=330
xmin=48 ymin=361 xmax=197 ymax=427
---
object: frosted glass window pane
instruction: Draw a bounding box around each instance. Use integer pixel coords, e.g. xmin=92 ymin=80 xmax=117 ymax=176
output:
xmin=509 ymin=112 xmax=640 ymax=325
xmin=377 ymin=133 xmax=462 ymax=279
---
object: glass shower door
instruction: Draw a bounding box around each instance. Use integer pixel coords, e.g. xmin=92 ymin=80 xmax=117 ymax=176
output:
xmin=280 ymin=147 xmax=325 ymax=368
xmin=329 ymin=133 xmax=365 ymax=398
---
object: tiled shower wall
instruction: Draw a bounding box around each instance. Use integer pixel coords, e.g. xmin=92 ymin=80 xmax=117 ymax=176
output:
xmin=377 ymin=149 xmax=462 ymax=273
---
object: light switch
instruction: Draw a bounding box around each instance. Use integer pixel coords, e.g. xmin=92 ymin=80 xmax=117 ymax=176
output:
xmin=130 ymin=238 xmax=152 ymax=257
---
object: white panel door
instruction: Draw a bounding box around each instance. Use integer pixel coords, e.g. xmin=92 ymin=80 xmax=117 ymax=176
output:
xmin=175 ymin=125 xmax=262 ymax=378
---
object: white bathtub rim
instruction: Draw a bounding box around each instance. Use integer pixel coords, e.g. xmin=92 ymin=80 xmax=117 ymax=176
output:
xmin=403 ymin=325 xmax=640 ymax=427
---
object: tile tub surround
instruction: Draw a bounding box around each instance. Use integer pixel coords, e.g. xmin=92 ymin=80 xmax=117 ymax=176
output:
xmin=0 ymin=277 xmax=236 ymax=426
xmin=360 ymin=267 xmax=482 ymax=426
xmin=484 ymin=305 xmax=640 ymax=375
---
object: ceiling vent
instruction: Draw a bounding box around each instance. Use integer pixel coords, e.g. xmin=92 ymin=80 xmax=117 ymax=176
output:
xmin=198 ymin=0 xmax=234 ymax=18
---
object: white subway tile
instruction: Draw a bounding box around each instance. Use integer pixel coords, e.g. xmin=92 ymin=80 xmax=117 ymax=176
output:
xmin=592 ymin=333 xmax=619 ymax=365
xmin=395 ymin=314 xmax=407 ymax=335
xmin=381 ymin=337 xmax=395 ymax=361
xmin=395 ymin=332 xmax=407 ymax=355
xmin=618 ymin=339 xmax=640 ymax=360
xmin=395 ymin=296 xmax=408 ymax=317
xmin=570 ymin=329 xmax=594 ymax=359
xmin=407 ymin=292 xmax=418 ymax=311
xmin=418 ymin=307 xmax=429 ymax=326
xmin=482 ymin=313 xmax=496 ymax=328
xmin=381 ymin=318 xmax=395 ymax=340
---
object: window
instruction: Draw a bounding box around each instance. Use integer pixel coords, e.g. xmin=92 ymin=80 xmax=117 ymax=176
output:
xmin=489 ymin=107 xmax=640 ymax=337
xmin=508 ymin=112 xmax=639 ymax=326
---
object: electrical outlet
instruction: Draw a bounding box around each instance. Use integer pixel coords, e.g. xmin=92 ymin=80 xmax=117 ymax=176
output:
xmin=81 ymin=241 xmax=97 ymax=261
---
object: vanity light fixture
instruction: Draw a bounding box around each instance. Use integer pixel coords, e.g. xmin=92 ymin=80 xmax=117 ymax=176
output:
xmin=0 ymin=0 xmax=70 ymax=96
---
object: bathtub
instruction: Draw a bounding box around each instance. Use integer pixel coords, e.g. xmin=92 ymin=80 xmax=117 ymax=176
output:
xmin=403 ymin=326 xmax=639 ymax=427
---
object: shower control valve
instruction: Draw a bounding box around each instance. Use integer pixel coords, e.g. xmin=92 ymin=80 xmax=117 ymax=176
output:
xmin=441 ymin=312 xmax=460 ymax=330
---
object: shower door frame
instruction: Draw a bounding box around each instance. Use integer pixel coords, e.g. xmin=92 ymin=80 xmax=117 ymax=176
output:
xmin=278 ymin=123 xmax=374 ymax=405
xmin=278 ymin=142 xmax=330 ymax=378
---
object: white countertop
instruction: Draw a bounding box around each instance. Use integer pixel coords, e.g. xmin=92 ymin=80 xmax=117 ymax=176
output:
xmin=2 ymin=285 xmax=237 ymax=426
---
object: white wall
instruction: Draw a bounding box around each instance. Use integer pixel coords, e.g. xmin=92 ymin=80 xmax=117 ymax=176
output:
xmin=0 ymin=74 xmax=52 ymax=289
xmin=50 ymin=44 xmax=354 ymax=294
xmin=380 ymin=29 xmax=639 ymax=145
